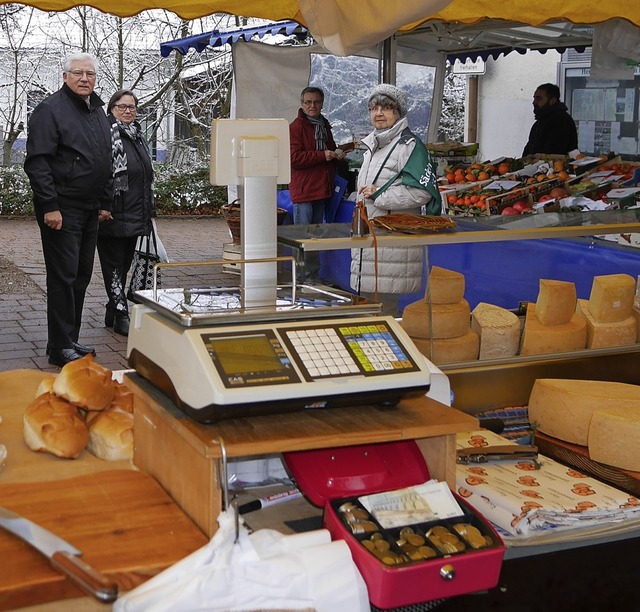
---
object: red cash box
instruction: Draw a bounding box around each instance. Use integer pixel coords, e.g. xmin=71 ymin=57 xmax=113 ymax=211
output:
xmin=284 ymin=440 xmax=504 ymax=610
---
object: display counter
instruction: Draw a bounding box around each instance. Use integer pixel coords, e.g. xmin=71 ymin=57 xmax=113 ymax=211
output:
xmin=278 ymin=207 xmax=640 ymax=310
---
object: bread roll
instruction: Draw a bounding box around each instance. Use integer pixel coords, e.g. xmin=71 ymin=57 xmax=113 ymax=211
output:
xmin=111 ymin=381 xmax=134 ymax=413
xmin=35 ymin=374 xmax=56 ymax=397
xmin=86 ymin=407 xmax=133 ymax=461
xmin=52 ymin=354 xmax=115 ymax=411
xmin=23 ymin=393 xmax=89 ymax=459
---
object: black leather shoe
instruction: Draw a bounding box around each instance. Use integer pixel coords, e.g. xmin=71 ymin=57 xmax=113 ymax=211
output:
xmin=72 ymin=342 xmax=96 ymax=356
xmin=48 ymin=348 xmax=84 ymax=367
xmin=46 ymin=343 xmax=95 ymax=357
xmin=113 ymin=316 xmax=130 ymax=337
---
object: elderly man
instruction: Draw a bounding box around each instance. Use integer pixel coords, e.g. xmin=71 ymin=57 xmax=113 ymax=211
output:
xmin=24 ymin=52 xmax=113 ymax=366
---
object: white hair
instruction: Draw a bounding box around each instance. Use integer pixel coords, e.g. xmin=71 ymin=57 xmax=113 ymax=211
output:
xmin=63 ymin=53 xmax=97 ymax=73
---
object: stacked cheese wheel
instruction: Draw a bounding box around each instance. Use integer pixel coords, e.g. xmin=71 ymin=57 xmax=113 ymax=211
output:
xmin=23 ymin=354 xmax=134 ymax=461
xmin=528 ymin=378 xmax=640 ymax=472
xmin=400 ymin=266 xmax=479 ymax=365
xmin=576 ymin=274 xmax=637 ymax=348
xmin=520 ymin=279 xmax=587 ymax=356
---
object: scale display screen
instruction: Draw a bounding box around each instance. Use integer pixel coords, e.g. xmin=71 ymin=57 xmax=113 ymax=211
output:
xmin=203 ymin=329 xmax=301 ymax=388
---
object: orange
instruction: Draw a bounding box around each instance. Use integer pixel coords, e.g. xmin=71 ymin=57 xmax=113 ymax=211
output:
xmin=557 ymin=170 xmax=570 ymax=181
xmin=446 ymin=173 xmax=455 ymax=184
xmin=498 ymin=162 xmax=510 ymax=174
xmin=477 ymin=171 xmax=489 ymax=181
xmin=575 ymin=153 xmax=586 ymax=159
xmin=536 ymin=174 xmax=547 ymax=182
xmin=553 ymin=160 xmax=565 ymax=173
xmin=465 ymin=173 xmax=476 ymax=182
xmin=447 ymin=194 xmax=457 ymax=205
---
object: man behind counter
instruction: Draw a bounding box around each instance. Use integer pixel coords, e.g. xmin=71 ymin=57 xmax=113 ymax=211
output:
xmin=522 ymin=83 xmax=578 ymax=157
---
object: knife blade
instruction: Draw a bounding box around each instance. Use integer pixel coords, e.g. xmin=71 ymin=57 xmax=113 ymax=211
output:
xmin=0 ymin=506 xmax=118 ymax=602
xmin=456 ymin=444 xmax=539 ymax=465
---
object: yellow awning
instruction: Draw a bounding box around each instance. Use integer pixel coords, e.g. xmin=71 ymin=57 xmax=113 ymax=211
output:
xmin=9 ymin=0 xmax=640 ymax=56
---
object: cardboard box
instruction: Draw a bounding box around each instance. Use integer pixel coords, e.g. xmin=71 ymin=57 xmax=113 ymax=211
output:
xmin=285 ymin=442 xmax=504 ymax=609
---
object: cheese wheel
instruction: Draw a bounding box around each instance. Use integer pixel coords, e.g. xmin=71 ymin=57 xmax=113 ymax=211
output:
xmin=471 ymin=302 xmax=521 ymax=360
xmin=535 ymin=279 xmax=576 ymax=326
xmin=588 ymin=273 xmax=635 ymax=323
xmin=528 ymin=378 xmax=640 ymax=446
xmin=520 ymin=303 xmax=586 ymax=356
xmin=577 ymin=299 xmax=637 ymax=349
xmin=426 ymin=266 xmax=465 ymax=304
xmin=411 ymin=330 xmax=479 ymax=365
xmin=589 ymin=406 xmax=640 ymax=472
xmin=401 ymin=299 xmax=470 ymax=339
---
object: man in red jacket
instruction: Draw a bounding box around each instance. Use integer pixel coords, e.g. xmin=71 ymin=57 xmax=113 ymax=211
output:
xmin=289 ymin=86 xmax=344 ymax=281
xmin=289 ymin=86 xmax=344 ymax=225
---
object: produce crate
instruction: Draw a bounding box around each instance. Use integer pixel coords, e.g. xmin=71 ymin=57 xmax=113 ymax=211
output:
xmin=485 ymin=189 xmax=534 ymax=216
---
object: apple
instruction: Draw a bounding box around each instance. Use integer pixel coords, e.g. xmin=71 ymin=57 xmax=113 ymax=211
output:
xmin=512 ymin=200 xmax=531 ymax=213
xmin=537 ymin=194 xmax=555 ymax=203
xmin=501 ymin=206 xmax=519 ymax=216
xmin=549 ymin=187 xmax=570 ymax=199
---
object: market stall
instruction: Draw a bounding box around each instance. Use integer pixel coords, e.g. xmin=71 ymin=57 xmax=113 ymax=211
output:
xmin=3 ymin=2 xmax=640 ymax=611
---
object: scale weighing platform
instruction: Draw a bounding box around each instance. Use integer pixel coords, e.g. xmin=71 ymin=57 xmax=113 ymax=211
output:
xmin=127 ymin=281 xmax=433 ymax=422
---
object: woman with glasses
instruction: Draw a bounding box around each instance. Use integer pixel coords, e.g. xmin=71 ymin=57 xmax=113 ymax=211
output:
xmin=350 ymin=84 xmax=442 ymax=316
xmin=97 ymin=89 xmax=154 ymax=336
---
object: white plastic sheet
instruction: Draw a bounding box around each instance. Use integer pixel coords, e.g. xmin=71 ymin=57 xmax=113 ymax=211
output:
xmin=114 ymin=509 xmax=369 ymax=612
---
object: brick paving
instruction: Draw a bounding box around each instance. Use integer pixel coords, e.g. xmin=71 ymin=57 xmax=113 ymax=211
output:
xmin=0 ymin=216 xmax=234 ymax=372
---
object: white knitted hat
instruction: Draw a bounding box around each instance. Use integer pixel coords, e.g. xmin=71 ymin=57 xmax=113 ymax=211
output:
xmin=368 ymin=84 xmax=408 ymax=117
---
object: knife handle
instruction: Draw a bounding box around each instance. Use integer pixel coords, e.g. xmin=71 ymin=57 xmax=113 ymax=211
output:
xmin=51 ymin=551 xmax=118 ymax=603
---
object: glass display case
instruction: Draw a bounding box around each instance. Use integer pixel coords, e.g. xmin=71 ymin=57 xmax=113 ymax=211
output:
xmin=278 ymin=209 xmax=640 ymax=413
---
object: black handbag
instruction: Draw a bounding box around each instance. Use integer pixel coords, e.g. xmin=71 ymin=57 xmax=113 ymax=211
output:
xmin=127 ymin=230 xmax=162 ymax=301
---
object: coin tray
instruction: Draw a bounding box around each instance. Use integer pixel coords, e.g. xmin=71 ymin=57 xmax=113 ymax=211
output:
xmin=284 ymin=440 xmax=505 ymax=609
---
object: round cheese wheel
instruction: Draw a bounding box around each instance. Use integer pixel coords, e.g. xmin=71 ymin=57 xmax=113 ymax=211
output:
xmin=589 ymin=406 xmax=640 ymax=472
xmin=427 ymin=266 xmax=465 ymax=304
xmin=520 ymin=303 xmax=586 ymax=356
xmin=401 ymin=299 xmax=471 ymax=339
xmin=528 ymin=378 xmax=640 ymax=446
xmin=410 ymin=330 xmax=479 ymax=365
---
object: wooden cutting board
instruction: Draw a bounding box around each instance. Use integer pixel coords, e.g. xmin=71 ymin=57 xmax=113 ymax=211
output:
xmin=0 ymin=469 xmax=208 ymax=610
xmin=0 ymin=370 xmax=208 ymax=609
xmin=535 ymin=431 xmax=640 ymax=497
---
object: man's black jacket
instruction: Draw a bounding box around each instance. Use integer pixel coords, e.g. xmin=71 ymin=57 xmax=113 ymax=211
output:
xmin=24 ymin=83 xmax=113 ymax=214
xmin=522 ymin=102 xmax=578 ymax=157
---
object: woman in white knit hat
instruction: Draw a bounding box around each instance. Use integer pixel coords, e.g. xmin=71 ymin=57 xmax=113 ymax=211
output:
xmin=350 ymin=83 xmax=442 ymax=315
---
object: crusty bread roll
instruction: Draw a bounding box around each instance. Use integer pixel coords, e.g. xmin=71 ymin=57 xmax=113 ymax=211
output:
xmin=86 ymin=406 xmax=133 ymax=461
xmin=35 ymin=374 xmax=56 ymax=398
xmin=111 ymin=381 xmax=134 ymax=413
xmin=23 ymin=393 xmax=89 ymax=459
xmin=52 ymin=354 xmax=115 ymax=411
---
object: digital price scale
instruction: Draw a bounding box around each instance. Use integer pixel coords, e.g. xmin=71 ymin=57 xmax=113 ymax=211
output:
xmin=126 ymin=119 xmax=438 ymax=422
xmin=127 ymin=282 xmax=433 ymax=422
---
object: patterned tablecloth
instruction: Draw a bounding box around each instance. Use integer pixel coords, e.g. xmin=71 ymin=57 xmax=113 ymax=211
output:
xmin=456 ymin=429 xmax=640 ymax=539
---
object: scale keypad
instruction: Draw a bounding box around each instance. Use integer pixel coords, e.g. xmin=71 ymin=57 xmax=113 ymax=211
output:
xmin=285 ymin=322 xmax=414 ymax=379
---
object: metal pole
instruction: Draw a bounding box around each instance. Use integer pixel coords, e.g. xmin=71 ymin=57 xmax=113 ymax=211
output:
xmin=381 ymin=36 xmax=396 ymax=85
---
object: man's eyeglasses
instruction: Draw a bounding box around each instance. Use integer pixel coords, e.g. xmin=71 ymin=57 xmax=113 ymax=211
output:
xmin=302 ymin=99 xmax=322 ymax=106
xmin=114 ymin=104 xmax=137 ymax=112
xmin=67 ymin=69 xmax=97 ymax=78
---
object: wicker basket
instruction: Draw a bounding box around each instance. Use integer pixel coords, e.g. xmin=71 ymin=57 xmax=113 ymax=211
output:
xmin=222 ymin=200 xmax=289 ymax=245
